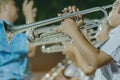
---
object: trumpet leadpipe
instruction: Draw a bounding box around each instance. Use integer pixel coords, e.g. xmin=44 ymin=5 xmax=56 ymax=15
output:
xmin=8 ymin=2 xmax=118 ymax=35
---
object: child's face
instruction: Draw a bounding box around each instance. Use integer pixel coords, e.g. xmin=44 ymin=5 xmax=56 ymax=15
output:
xmin=5 ymin=0 xmax=19 ymax=23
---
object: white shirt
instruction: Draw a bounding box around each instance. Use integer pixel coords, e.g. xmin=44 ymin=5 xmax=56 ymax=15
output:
xmin=94 ymin=25 xmax=120 ymax=80
xmin=64 ymin=25 xmax=120 ymax=80
xmin=101 ymin=25 xmax=120 ymax=65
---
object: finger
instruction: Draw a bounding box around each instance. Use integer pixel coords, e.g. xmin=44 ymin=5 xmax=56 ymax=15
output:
xmin=53 ymin=26 xmax=63 ymax=32
xmin=77 ymin=8 xmax=83 ymax=20
xmin=32 ymin=7 xmax=37 ymax=13
xmin=63 ymin=7 xmax=68 ymax=14
xmin=72 ymin=5 xmax=78 ymax=21
xmin=62 ymin=41 xmax=71 ymax=48
xmin=77 ymin=20 xmax=84 ymax=26
xmin=32 ymin=8 xmax=37 ymax=18
xmin=32 ymin=13 xmax=37 ymax=18
xmin=76 ymin=7 xmax=82 ymax=21
xmin=58 ymin=13 xmax=63 ymax=17
xmin=28 ymin=0 xmax=34 ymax=8
xmin=23 ymin=0 xmax=28 ymax=6
xmin=72 ymin=5 xmax=77 ymax=13
xmin=72 ymin=5 xmax=82 ymax=21
xmin=63 ymin=47 xmax=69 ymax=55
xmin=68 ymin=6 xmax=72 ymax=13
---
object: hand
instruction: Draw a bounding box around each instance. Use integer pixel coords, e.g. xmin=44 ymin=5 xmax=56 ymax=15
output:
xmin=62 ymin=42 xmax=78 ymax=65
xmin=28 ymin=43 xmax=37 ymax=57
xmin=58 ymin=5 xmax=84 ymax=27
xmin=23 ymin=0 xmax=37 ymax=23
xmin=55 ymin=18 xmax=81 ymax=37
xmin=55 ymin=6 xmax=84 ymax=37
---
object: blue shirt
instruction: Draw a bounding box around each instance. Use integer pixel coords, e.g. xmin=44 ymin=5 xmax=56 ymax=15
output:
xmin=0 ymin=20 xmax=30 ymax=80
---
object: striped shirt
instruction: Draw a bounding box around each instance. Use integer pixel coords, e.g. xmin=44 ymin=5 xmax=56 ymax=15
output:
xmin=94 ymin=25 xmax=120 ymax=80
xmin=101 ymin=25 xmax=120 ymax=65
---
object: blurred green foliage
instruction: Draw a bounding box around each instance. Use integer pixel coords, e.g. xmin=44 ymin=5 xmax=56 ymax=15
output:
xmin=15 ymin=0 xmax=115 ymax=25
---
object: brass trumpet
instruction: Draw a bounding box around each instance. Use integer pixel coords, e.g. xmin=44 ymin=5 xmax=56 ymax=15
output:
xmin=30 ymin=19 xmax=102 ymax=53
xmin=9 ymin=1 xmax=118 ymax=54
xmin=9 ymin=1 xmax=118 ymax=35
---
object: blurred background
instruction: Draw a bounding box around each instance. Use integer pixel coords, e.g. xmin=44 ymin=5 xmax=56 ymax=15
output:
xmin=15 ymin=0 xmax=115 ymax=79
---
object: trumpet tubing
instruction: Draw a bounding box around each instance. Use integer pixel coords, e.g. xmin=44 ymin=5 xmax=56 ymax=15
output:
xmin=30 ymin=19 xmax=100 ymax=53
xmin=8 ymin=1 xmax=119 ymax=54
xmin=9 ymin=1 xmax=118 ymax=36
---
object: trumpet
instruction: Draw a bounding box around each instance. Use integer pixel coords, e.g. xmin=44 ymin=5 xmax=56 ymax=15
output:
xmin=28 ymin=1 xmax=118 ymax=53
xmin=8 ymin=1 xmax=118 ymax=54
xmin=8 ymin=1 xmax=118 ymax=36
xmin=30 ymin=19 xmax=102 ymax=53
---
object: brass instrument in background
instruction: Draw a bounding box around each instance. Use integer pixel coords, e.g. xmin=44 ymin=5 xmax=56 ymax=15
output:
xmin=41 ymin=59 xmax=72 ymax=80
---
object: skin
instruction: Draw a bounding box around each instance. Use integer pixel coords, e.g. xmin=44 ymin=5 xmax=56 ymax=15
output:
xmin=63 ymin=42 xmax=96 ymax=76
xmin=54 ymin=6 xmax=97 ymax=79
xmin=55 ymin=3 xmax=120 ymax=76
xmin=0 ymin=0 xmax=18 ymax=23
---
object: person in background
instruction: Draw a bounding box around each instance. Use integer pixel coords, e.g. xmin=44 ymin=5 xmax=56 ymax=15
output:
xmin=0 ymin=0 xmax=37 ymax=79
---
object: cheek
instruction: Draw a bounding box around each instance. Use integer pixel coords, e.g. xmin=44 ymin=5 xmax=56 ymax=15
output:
xmin=10 ymin=9 xmax=18 ymax=18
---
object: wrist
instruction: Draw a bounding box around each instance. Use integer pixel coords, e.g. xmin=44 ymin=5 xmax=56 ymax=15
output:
xmin=70 ymin=29 xmax=80 ymax=38
xmin=26 ymin=17 xmax=35 ymax=24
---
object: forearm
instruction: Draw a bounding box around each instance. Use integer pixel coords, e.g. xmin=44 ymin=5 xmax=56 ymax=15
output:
xmin=71 ymin=30 xmax=113 ymax=67
xmin=73 ymin=47 xmax=96 ymax=76
xmin=71 ymin=30 xmax=99 ymax=66
xmin=26 ymin=18 xmax=35 ymax=24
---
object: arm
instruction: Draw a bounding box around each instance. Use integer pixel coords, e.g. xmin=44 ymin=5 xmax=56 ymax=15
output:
xmin=58 ymin=6 xmax=120 ymax=68
xmin=70 ymin=4 xmax=120 ymax=67
xmin=56 ymin=5 xmax=112 ymax=68
xmin=61 ymin=19 xmax=114 ymax=68
xmin=22 ymin=0 xmax=37 ymax=57
xmin=63 ymin=42 xmax=96 ymax=76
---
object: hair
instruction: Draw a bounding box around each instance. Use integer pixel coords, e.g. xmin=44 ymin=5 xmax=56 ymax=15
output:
xmin=0 ymin=0 xmax=9 ymax=7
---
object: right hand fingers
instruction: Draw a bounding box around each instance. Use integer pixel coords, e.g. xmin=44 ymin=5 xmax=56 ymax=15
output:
xmin=23 ymin=0 xmax=28 ymax=7
xmin=23 ymin=0 xmax=34 ymax=8
xmin=32 ymin=7 xmax=37 ymax=18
